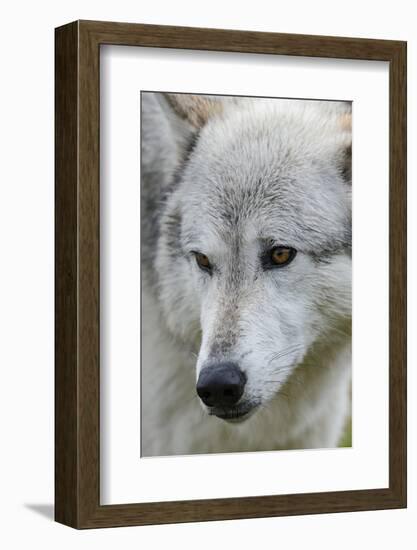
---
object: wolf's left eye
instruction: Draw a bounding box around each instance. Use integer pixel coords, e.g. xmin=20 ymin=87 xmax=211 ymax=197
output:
xmin=269 ymin=246 xmax=297 ymax=267
xmin=194 ymin=252 xmax=212 ymax=273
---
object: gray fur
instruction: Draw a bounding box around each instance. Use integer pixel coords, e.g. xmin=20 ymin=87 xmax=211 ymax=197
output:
xmin=141 ymin=92 xmax=352 ymax=456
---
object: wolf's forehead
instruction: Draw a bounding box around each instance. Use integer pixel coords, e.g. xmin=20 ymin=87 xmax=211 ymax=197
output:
xmin=178 ymin=104 xmax=351 ymax=251
xmin=201 ymin=178 xmax=284 ymax=224
xmin=180 ymin=168 xmax=350 ymax=253
xmin=182 ymin=130 xmax=339 ymax=219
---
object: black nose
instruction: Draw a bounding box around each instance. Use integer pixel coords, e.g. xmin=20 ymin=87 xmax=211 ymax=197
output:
xmin=196 ymin=362 xmax=246 ymax=408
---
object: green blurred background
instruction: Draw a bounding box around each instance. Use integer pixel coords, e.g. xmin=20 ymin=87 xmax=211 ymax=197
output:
xmin=339 ymin=418 xmax=352 ymax=447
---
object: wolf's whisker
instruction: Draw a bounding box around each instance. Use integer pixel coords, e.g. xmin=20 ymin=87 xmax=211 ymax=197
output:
xmin=267 ymin=345 xmax=298 ymax=362
xmin=266 ymin=344 xmax=304 ymax=365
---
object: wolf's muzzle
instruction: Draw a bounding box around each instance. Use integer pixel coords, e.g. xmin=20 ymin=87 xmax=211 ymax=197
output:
xmin=196 ymin=362 xmax=246 ymax=409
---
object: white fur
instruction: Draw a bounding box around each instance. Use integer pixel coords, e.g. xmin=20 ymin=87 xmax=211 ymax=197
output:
xmin=141 ymin=94 xmax=352 ymax=456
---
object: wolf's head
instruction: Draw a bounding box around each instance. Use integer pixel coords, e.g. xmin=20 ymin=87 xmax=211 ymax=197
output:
xmin=153 ymin=93 xmax=352 ymax=422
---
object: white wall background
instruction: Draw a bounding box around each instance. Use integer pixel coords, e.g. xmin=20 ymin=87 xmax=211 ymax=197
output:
xmin=0 ymin=0 xmax=415 ymax=548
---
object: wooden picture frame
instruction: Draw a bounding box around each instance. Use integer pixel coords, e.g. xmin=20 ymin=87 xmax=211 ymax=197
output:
xmin=55 ymin=20 xmax=407 ymax=528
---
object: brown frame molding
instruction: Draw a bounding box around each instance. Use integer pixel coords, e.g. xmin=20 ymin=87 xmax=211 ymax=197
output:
xmin=55 ymin=20 xmax=407 ymax=528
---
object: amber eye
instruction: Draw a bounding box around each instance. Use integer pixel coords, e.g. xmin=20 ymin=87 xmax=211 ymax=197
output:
xmin=270 ymin=246 xmax=296 ymax=267
xmin=194 ymin=252 xmax=212 ymax=272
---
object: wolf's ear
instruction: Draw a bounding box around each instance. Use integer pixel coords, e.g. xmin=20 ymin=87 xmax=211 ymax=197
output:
xmin=338 ymin=111 xmax=352 ymax=184
xmin=157 ymin=93 xmax=223 ymax=153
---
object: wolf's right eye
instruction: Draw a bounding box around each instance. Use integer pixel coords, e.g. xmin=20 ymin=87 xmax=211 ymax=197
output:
xmin=263 ymin=246 xmax=297 ymax=269
xmin=194 ymin=252 xmax=212 ymax=273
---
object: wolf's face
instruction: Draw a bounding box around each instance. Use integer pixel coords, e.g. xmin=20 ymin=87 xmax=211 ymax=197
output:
xmin=154 ymin=94 xmax=352 ymax=422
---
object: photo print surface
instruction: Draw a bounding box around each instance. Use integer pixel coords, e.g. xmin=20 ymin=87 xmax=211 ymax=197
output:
xmin=140 ymin=92 xmax=352 ymax=457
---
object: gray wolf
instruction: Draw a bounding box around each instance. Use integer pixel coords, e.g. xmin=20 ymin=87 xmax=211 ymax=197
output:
xmin=141 ymin=92 xmax=352 ymax=456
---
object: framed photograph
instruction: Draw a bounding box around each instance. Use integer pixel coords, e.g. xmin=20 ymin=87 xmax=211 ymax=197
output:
xmin=55 ymin=20 xmax=407 ymax=528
